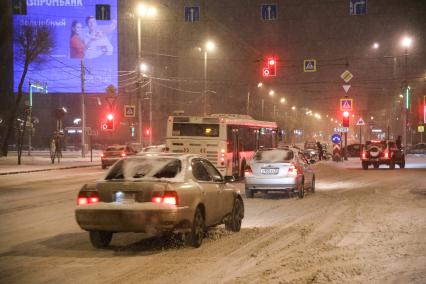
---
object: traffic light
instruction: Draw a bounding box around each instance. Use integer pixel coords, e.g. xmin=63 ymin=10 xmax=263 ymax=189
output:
xmin=342 ymin=111 xmax=350 ymax=127
xmin=145 ymin=128 xmax=150 ymax=136
xmin=102 ymin=113 xmax=114 ymax=130
xmin=130 ymin=126 xmax=135 ymax=137
xmin=404 ymin=86 xmax=411 ymax=110
xmin=262 ymin=57 xmax=277 ymax=77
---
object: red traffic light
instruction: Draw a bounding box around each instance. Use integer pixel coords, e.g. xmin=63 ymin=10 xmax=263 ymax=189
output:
xmin=145 ymin=129 xmax=150 ymax=136
xmin=106 ymin=113 xmax=114 ymax=120
xmin=262 ymin=57 xmax=277 ymax=77
xmin=268 ymin=59 xmax=275 ymax=65
xmin=343 ymin=111 xmax=349 ymax=117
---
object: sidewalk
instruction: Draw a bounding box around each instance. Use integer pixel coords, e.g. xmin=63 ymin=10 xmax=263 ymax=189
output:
xmin=0 ymin=150 xmax=101 ymax=175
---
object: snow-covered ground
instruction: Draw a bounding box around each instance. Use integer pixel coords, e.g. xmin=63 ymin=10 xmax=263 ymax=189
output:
xmin=0 ymin=158 xmax=425 ymax=283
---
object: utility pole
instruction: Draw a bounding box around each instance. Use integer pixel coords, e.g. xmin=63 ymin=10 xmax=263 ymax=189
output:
xmin=148 ymin=77 xmax=152 ymax=146
xmin=81 ymin=59 xmax=86 ymax=157
xmin=137 ymin=16 xmax=143 ymax=146
xmin=246 ymin=91 xmax=250 ymax=115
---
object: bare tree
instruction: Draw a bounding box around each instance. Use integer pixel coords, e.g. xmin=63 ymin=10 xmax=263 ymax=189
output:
xmin=1 ymin=24 xmax=54 ymax=156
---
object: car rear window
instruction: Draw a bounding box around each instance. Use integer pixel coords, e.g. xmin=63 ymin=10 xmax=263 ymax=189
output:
xmin=105 ymin=158 xmax=182 ymax=180
xmin=253 ymin=149 xmax=294 ymax=163
xmin=366 ymin=141 xmax=385 ymax=150
xmin=106 ymin=146 xmax=125 ymax=151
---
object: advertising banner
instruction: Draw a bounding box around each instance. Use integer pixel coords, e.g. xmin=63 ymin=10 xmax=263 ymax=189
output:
xmin=13 ymin=0 xmax=118 ymax=93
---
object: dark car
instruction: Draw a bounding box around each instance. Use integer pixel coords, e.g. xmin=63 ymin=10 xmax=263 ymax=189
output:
xmin=345 ymin=143 xmax=363 ymax=157
xmin=361 ymin=140 xmax=405 ymax=170
xmin=408 ymin=143 xmax=426 ymax=155
xmin=101 ymin=145 xmax=138 ymax=169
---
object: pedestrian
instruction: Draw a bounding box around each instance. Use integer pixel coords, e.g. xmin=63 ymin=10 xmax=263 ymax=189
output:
xmin=317 ymin=141 xmax=323 ymax=160
xmin=396 ymin=135 xmax=402 ymax=149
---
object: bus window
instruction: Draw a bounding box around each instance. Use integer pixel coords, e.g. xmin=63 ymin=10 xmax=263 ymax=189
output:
xmin=172 ymin=123 xmax=219 ymax=137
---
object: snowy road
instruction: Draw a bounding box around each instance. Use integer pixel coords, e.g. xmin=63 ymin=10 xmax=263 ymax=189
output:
xmin=0 ymin=157 xmax=425 ymax=283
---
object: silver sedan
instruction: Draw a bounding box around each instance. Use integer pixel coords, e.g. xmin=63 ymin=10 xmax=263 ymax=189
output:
xmin=244 ymin=148 xmax=315 ymax=198
xmin=75 ymin=153 xmax=244 ymax=248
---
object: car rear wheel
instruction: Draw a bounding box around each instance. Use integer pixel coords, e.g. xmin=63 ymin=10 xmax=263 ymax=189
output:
xmin=298 ymin=180 xmax=305 ymax=199
xmin=399 ymin=161 xmax=405 ymax=168
xmin=389 ymin=161 xmax=395 ymax=169
xmin=362 ymin=162 xmax=368 ymax=170
xmin=373 ymin=163 xmax=379 ymax=169
xmin=187 ymin=207 xmax=205 ymax=248
xmin=89 ymin=231 xmax=112 ymax=248
xmin=225 ymin=198 xmax=244 ymax=232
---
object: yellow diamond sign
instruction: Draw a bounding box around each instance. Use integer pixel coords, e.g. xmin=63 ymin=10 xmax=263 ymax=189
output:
xmin=340 ymin=70 xmax=354 ymax=83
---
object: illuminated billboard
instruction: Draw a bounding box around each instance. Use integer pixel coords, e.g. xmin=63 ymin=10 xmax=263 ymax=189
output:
xmin=13 ymin=0 xmax=118 ymax=93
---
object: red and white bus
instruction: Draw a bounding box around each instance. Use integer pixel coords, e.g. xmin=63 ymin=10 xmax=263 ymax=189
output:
xmin=166 ymin=114 xmax=278 ymax=178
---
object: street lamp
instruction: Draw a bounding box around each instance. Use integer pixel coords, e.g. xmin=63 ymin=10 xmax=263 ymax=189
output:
xmin=372 ymin=42 xmax=379 ymax=49
xmin=202 ymin=40 xmax=215 ymax=116
xmin=135 ymin=3 xmax=156 ymax=146
xmin=401 ymin=35 xmax=412 ymax=152
xmin=269 ymin=90 xmax=275 ymax=96
xmin=280 ymin=97 xmax=285 ymax=103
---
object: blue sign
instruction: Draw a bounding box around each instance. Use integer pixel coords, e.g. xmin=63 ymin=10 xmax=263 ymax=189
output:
xmin=350 ymin=0 xmax=367 ymax=15
xmin=331 ymin=134 xmax=341 ymax=144
xmin=261 ymin=4 xmax=277 ymax=21
xmin=185 ymin=6 xmax=200 ymax=22
xmin=13 ymin=0 xmax=118 ymax=94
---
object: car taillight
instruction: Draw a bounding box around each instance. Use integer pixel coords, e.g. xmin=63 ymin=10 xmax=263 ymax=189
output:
xmin=151 ymin=191 xmax=179 ymax=205
xmin=121 ymin=152 xmax=126 ymax=157
xmin=362 ymin=152 xmax=366 ymax=159
xmin=288 ymin=164 xmax=298 ymax=176
xmin=77 ymin=191 xmax=100 ymax=206
xmin=384 ymin=151 xmax=389 ymax=158
xmin=100 ymin=153 xmax=104 ymax=158
xmin=244 ymin=165 xmax=252 ymax=176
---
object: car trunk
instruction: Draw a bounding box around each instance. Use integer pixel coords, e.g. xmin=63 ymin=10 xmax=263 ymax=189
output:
xmin=95 ymin=180 xmax=171 ymax=203
xmin=251 ymin=162 xmax=292 ymax=178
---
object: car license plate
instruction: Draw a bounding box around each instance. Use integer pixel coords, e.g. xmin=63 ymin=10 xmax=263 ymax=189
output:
xmin=115 ymin=191 xmax=135 ymax=203
xmin=260 ymin=168 xmax=279 ymax=175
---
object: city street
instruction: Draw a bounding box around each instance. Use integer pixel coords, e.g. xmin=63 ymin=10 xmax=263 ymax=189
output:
xmin=0 ymin=157 xmax=425 ymax=283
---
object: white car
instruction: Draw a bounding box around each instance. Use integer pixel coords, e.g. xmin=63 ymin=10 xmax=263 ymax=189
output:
xmin=245 ymin=148 xmax=315 ymax=198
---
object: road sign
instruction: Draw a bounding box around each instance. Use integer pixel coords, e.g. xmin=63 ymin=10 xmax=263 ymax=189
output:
xmin=331 ymin=134 xmax=341 ymax=144
xmin=303 ymin=59 xmax=316 ymax=72
xmin=340 ymin=70 xmax=354 ymax=83
xmin=124 ymin=105 xmax=135 ymax=117
xmin=340 ymin=98 xmax=353 ymax=111
xmin=342 ymin=84 xmax=351 ymax=93
xmin=418 ymin=125 xmax=425 ymax=133
xmin=261 ymin=4 xmax=277 ymax=20
xmin=334 ymin=127 xmax=349 ymax=133
xmin=356 ymin=118 xmax=366 ymax=126
xmin=184 ymin=6 xmax=200 ymax=22
xmin=350 ymin=0 xmax=367 ymax=16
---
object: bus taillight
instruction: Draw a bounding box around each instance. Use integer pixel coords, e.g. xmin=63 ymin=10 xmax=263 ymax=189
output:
xmin=220 ymin=149 xmax=225 ymax=165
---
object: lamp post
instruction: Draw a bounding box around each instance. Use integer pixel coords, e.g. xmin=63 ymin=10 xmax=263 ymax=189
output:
xmin=136 ymin=3 xmax=156 ymax=146
xmin=401 ymin=36 xmax=412 ymax=153
xmin=203 ymin=41 xmax=215 ymax=116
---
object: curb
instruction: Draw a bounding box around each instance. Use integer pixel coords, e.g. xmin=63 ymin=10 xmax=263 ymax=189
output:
xmin=0 ymin=164 xmax=100 ymax=176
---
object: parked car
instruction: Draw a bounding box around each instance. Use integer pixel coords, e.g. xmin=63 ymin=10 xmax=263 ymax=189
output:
xmin=361 ymin=140 xmax=405 ymax=169
xmin=100 ymin=145 xmax=138 ymax=169
xmin=345 ymin=143 xmax=363 ymax=157
xmin=75 ymin=153 xmax=244 ymax=248
xmin=139 ymin=144 xmax=168 ymax=153
xmin=408 ymin=143 xmax=426 ymax=155
xmin=245 ymin=147 xmax=315 ymax=199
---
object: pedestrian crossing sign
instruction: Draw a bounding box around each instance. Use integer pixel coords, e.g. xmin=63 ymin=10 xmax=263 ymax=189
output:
xmin=124 ymin=105 xmax=136 ymax=117
xmin=303 ymin=59 xmax=316 ymax=72
xmin=340 ymin=98 xmax=353 ymax=111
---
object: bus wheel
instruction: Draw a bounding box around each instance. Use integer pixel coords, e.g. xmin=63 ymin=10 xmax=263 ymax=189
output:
xmin=240 ymin=160 xmax=246 ymax=180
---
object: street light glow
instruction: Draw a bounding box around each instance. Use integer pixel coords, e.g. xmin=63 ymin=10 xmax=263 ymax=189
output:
xmin=136 ymin=4 xmax=157 ymax=17
xmin=257 ymin=82 xmax=263 ymax=88
xmin=269 ymin=90 xmax=274 ymax=96
xmin=373 ymin=42 xmax=379 ymax=49
xmin=280 ymin=97 xmax=285 ymax=103
xmin=206 ymin=41 xmax=215 ymax=51
xmin=401 ymin=36 xmax=412 ymax=48
xmin=291 ymin=106 xmax=296 ymax=110
xmin=140 ymin=63 xmax=148 ymax=72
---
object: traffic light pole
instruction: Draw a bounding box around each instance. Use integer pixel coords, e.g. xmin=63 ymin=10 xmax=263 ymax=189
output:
xmin=137 ymin=17 xmax=143 ymax=146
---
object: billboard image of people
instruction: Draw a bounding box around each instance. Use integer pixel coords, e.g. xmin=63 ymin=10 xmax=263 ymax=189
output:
xmin=13 ymin=0 xmax=118 ymax=94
